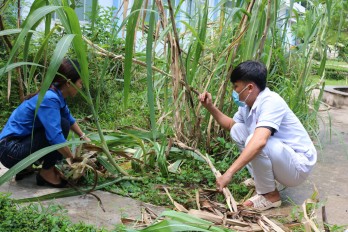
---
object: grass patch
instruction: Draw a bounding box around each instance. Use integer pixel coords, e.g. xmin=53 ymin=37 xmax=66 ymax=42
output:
xmin=87 ymin=141 xmax=251 ymax=209
xmin=310 ymin=75 xmax=348 ymax=86
xmin=0 ymin=193 xmax=109 ymax=231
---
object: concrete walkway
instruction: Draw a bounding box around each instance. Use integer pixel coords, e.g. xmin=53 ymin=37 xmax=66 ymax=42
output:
xmin=0 ymin=168 xmax=166 ymax=230
xmin=268 ymin=106 xmax=348 ymax=228
xmin=1 ymin=106 xmax=348 ymax=230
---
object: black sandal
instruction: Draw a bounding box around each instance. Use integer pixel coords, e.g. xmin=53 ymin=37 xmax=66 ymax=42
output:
xmin=15 ymin=167 xmax=36 ymax=181
xmin=36 ymin=173 xmax=68 ymax=188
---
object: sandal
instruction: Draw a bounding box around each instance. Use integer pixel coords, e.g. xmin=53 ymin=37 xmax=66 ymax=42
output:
xmin=36 ymin=173 xmax=68 ymax=188
xmin=242 ymin=178 xmax=255 ymax=188
xmin=247 ymin=194 xmax=281 ymax=211
xmin=15 ymin=167 xmax=36 ymax=181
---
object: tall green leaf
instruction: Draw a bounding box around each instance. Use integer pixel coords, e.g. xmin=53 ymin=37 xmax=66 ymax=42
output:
xmin=22 ymin=0 xmax=51 ymax=90
xmin=0 ymin=29 xmax=35 ymax=36
xmin=0 ymin=62 xmax=43 ymax=78
xmin=62 ymin=7 xmax=90 ymax=91
xmin=123 ymin=0 xmax=144 ymax=108
xmin=90 ymin=0 xmax=98 ymax=31
xmin=28 ymin=25 xmax=59 ymax=92
xmin=188 ymin=0 xmax=208 ymax=85
xmin=146 ymin=1 xmax=157 ymax=139
xmin=4 ymin=6 xmax=62 ymax=75
xmin=34 ymin=34 xmax=75 ymax=118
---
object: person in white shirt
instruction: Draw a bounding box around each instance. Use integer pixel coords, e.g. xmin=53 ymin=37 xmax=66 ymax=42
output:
xmin=199 ymin=60 xmax=317 ymax=210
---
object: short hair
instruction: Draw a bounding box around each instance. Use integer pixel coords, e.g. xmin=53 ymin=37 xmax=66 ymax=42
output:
xmin=229 ymin=60 xmax=267 ymax=91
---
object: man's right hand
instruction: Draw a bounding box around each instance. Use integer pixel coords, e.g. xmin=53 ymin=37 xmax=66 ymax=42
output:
xmin=199 ymin=91 xmax=213 ymax=109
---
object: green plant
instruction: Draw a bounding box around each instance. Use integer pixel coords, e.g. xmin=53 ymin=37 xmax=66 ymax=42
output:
xmin=0 ymin=193 xmax=106 ymax=231
xmin=0 ymin=1 xmax=336 ymax=228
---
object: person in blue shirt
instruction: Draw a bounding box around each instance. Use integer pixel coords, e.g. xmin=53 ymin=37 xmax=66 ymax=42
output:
xmin=0 ymin=58 xmax=90 ymax=188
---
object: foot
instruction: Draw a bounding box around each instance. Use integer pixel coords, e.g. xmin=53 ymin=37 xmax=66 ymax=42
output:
xmin=39 ymin=167 xmax=62 ymax=185
xmin=15 ymin=166 xmax=36 ymax=181
xmin=244 ymin=189 xmax=281 ymax=207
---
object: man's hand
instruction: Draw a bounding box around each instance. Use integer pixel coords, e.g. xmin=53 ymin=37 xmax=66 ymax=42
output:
xmin=199 ymin=91 xmax=213 ymax=109
xmin=216 ymin=172 xmax=233 ymax=192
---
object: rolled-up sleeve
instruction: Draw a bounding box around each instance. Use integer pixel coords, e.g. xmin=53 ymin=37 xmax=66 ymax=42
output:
xmin=37 ymin=97 xmax=66 ymax=145
xmin=61 ymin=104 xmax=76 ymax=126
xmin=256 ymin=97 xmax=286 ymax=131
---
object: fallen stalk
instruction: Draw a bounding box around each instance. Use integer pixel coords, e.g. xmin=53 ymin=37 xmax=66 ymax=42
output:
xmin=172 ymin=139 xmax=238 ymax=212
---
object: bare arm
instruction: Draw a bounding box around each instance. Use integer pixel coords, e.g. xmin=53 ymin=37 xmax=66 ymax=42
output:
xmin=70 ymin=122 xmax=90 ymax=142
xmin=216 ymin=127 xmax=272 ymax=191
xmin=58 ymin=146 xmax=74 ymax=159
xmin=57 ymin=122 xmax=90 ymax=162
xmin=198 ymin=92 xmax=235 ymax=130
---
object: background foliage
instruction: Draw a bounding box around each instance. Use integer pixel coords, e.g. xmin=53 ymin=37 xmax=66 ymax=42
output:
xmin=0 ymin=0 xmax=346 ymax=229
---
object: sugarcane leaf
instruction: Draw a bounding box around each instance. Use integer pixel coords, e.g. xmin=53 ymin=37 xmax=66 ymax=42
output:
xmin=14 ymin=176 xmax=123 ymax=203
xmin=146 ymin=1 xmax=157 ymax=140
xmin=6 ymin=6 xmax=62 ymax=67
xmin=0 ymin=62 xmax=44 ymax=78
xmin=0 ymin=141 xmax=85 ymax=186
xmin=123 ymin=0 xmax=144 ymax=108
xmin=0 ymin=29 xmax=36 ymax=36
xmin=96 ymin=156 xmax=118 ymax=175
xmin=34 ymin=34 xmax=75 ymax=119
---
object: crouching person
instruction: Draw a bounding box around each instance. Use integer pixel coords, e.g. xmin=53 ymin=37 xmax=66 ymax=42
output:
xmin=198 ymin=60 xmax=317 ymax=210
xmin=0 ymin=58 xmax=90 ymax=188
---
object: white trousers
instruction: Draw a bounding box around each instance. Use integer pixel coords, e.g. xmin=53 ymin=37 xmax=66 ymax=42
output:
xmin=231 ymin=123 xmax=309 ymax=194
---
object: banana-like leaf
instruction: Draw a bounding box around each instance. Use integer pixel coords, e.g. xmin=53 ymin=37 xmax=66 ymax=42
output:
xmin=123 ymin=0 xmax=144 ymax=108
xmin=0 ymin=141 xmax=85 ymax=186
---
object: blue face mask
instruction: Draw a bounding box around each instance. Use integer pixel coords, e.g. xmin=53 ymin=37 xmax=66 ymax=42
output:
xmin=232 ymin=85 xmax=250 ymax=107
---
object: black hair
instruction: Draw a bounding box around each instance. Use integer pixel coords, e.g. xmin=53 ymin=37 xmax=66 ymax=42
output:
xmin=229 ymin=60 xmax=267 ymax=91
xmin=52 ymin=58 xmax=81 ymax=88
xmin=24 ymin=58 xmax=81 ymax=100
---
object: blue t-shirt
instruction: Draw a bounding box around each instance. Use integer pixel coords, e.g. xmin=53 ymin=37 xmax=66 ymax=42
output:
xmin=0 ymin=88 xmax=75 ymax=145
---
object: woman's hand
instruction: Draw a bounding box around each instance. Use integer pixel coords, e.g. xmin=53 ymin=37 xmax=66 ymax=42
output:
xmin=199 ymin=91 xmax=213 ymax=109
xmin=79 ymin=133 xmax=91 ymax=142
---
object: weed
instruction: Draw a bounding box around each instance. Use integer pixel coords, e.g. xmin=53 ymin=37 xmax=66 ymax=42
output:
xmin=0 ymin=192 xmax=107 ymax=231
